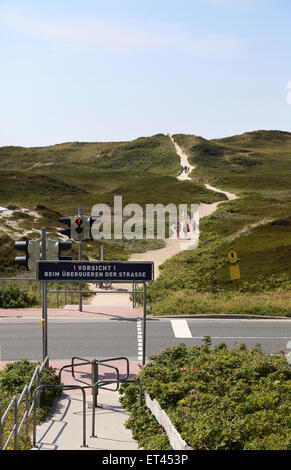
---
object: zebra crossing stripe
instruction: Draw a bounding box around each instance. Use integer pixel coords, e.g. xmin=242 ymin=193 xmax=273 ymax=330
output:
xmin=137 ymin=318 xmax=143 ymax=362
xmin=171 ymin=319 xmax=192 ymax=338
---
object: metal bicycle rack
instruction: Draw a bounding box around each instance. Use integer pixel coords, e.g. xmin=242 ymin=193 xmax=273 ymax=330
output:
xmin=57 ymin=355 xmax=143 ymax=442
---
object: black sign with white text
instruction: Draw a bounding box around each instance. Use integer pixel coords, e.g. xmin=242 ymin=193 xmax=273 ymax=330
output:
xmin=37 ymin=260 xmax=154 ymax=282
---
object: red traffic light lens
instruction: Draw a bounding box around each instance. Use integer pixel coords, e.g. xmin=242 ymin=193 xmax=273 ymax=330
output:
xmin=75 ymin=217 xmax=83 ymax=234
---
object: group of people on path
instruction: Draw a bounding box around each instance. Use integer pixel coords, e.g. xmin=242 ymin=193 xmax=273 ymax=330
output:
xmin=178 ymin=165 xmax=191 ymax=176
xmin=173 ymin=209 xmax=199 ymax=240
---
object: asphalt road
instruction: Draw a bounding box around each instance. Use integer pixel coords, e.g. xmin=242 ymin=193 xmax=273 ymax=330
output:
xmin=0 ymin=317 xmax=290 ymax=362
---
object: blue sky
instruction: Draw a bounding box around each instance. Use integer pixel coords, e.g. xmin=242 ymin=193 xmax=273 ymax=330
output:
xmin=0 ymin=0 xmax=291 ymax=147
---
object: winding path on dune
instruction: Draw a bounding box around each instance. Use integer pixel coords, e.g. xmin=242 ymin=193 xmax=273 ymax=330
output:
xmin=87 ymin=136 xmax=237 ymax=306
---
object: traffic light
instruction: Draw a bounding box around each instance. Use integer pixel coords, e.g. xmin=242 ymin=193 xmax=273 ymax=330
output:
xmin=74 ymin=217 xmax=83 ymax=235
xmin=75 ymin=216 xmax=99 ymax=241
xmin=15 ymin=239 xmax=41 ymax=271
xmin=59 ymin=215 xmax=99 ymax=241
xmin=59 ymin=241 xmax=73 ymax=260
xmin=15 ymin=237 xmax=73 ymax=271
xmin=46 ymin=239 xmax=72 ymax=261
xmin=59 ymin=217 xmax=71 ymax=238
xmin=83 ymin=217 xmax=93 ymax=241
xmin=90 ymin=216 xmax=101 ymax=240
xmin=14 ymin=240 xmax=29 ymax=270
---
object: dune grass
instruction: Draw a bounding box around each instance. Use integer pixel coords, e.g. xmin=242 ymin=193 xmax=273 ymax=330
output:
xmin=148 ymin=290 xmax=291 ymax=317
xmin=147 ymin=131 xmax=291 ymax=316
xmin=0 ymin=133 xmax=224 ymax=278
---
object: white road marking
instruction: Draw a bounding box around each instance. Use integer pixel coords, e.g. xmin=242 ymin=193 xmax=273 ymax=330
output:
xmin=137 ymin=319 xmax=143 ymax=362
xmin=171 ymin=320 xmax=192 ymax=338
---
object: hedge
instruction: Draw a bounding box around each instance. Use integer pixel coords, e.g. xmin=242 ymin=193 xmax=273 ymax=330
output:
xmin=120 ymin=340 xmax=291 ymax=450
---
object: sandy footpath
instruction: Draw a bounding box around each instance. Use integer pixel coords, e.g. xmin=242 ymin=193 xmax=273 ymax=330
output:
xmin=87 ymin=137 xmax=237 ymax=306
xmin=171 ymin=136 xmax=195 ymax=181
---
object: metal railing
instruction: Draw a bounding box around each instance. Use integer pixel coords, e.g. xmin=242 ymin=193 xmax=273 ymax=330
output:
xmin=32 ymin=385 xmax=88 ymax=448
xmin=0 ymin=277 xmax=144 ymax=309
xmin=132 ymin=282 xmax=144 ymax=307
xmin=0 ymin=356 xmax=49 ymax=450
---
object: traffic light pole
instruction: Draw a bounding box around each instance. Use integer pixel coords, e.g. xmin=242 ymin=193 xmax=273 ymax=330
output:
xmin=142 ymin=282 xmax=147 ymax=366
xmin=41 ymin=227 xmax=48 ymax=366
xmin=99 ymin=245 xmax=103 ymax=261
xmin=78 ymin=207 xmax=83 ymax=312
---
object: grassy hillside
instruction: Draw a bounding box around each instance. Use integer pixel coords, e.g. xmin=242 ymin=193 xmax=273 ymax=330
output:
xmin=148 ymin=131 xmax=291 ymax=316
xmin=1 ymin=129 xmax=291 ymax=317
xmin=0 ymin=133 xmax=222 ymax=277
xmin=0 ymin=134 xmax=221 ymax=211
xmin=173 ymin=130 xmax=291 ymax=193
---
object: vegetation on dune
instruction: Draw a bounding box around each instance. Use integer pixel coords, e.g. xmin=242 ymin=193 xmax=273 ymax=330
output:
xmin=1 ymin=130 xmax=291 ymax=316
xmin=0 ymin=235 xmax=16 ymax=276
xmin=0 ymin=359 xmax=61 ymax=450
xmin=173 ymin=130 xmax=291 ymax=192
xmin=0 ymin=284 xmax=38 ymax=308
xmin=148 ymin=290 xmax=291 ymax=317
xmin=120 ymin=342 xmax=291 ymax=450
xmin=0 ymin=132 xmax=223 ymax=282
xmin=0 ymin=133 xmax=220 ymax=229
xmin=145 ymin=132 xmax=291 ymax=316
xmin=92 ymin=135 xmax=181 ymax=175
xmin=147 ymin=201 xmax=291 ymax=315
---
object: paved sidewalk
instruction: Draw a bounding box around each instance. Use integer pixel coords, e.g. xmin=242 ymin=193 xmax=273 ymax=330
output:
xmin=33 ymin=360 xmax=141 ymax=450
xmin=34 ymin=389 xmax=139 ymax=450
xmin=0 ymin=305 xmax=142 ymax=319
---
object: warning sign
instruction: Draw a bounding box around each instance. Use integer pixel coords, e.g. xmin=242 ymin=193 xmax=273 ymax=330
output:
xmin=228 ymin=250 xmax=238 ymax=264
xmin=229 ymin=265 xmax=241 ymax=280
xmin=37 ymin=261 xmax=154 ymax=283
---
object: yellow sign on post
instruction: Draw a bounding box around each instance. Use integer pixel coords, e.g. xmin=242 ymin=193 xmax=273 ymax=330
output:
xmin=229 ymin=264 xmax=241 ymax=280
xmin=228 ymin=250 xmax=238 ymax=264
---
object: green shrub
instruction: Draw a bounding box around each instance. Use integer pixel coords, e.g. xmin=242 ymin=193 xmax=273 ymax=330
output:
xmin=228 ymin=305 xmax=291 ymax=317
xmin=125 ymin=403 xmax=171 ymax=450
xmin=0 ymin=359 xmax=61 ymax=449
xmin=0 ymin=284 xmax=37 ymax=308
xmin=241 ymin=274 xmax=291 ymax=292
xmin=0 ymin=235 xmax=16 ymax=276
xmin=120 ymin=343 xmax=291 ymax=450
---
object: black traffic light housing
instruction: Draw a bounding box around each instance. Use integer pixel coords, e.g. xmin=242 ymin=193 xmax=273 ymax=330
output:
xmin=59 ymin=217 xmax=71 ymax=238
xmin=59 ymin=214 xmax=96 ymax=241
xmin=15 ymin=239 xmax=42 ymax=271
xmin=14 ymin=240 xmax=29 ymax=270
xmin=46 ymin=239 xmax=73 ymax=261
xmin=58 ymin=241 xmax=72 ymax=260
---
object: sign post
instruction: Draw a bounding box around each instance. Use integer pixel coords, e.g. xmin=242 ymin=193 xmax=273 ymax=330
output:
xmin=228 ymin=249 xmax=240 ymax=291
xmin=40 ymin=228 xmax=48 ymax=365
xmin=142 ymin=282 xmax=147 ymax=366
xmin=78 ymin=207 xmax=83 ymax=312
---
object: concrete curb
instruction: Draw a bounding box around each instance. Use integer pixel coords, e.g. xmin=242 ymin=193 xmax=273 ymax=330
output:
xmin=1 ymin=314 xmax=290 ymax=321
xmin=145 ymin=392 xmax=192 ymax=450
xmin=147 ymin=314 xmax=291 ymax=320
